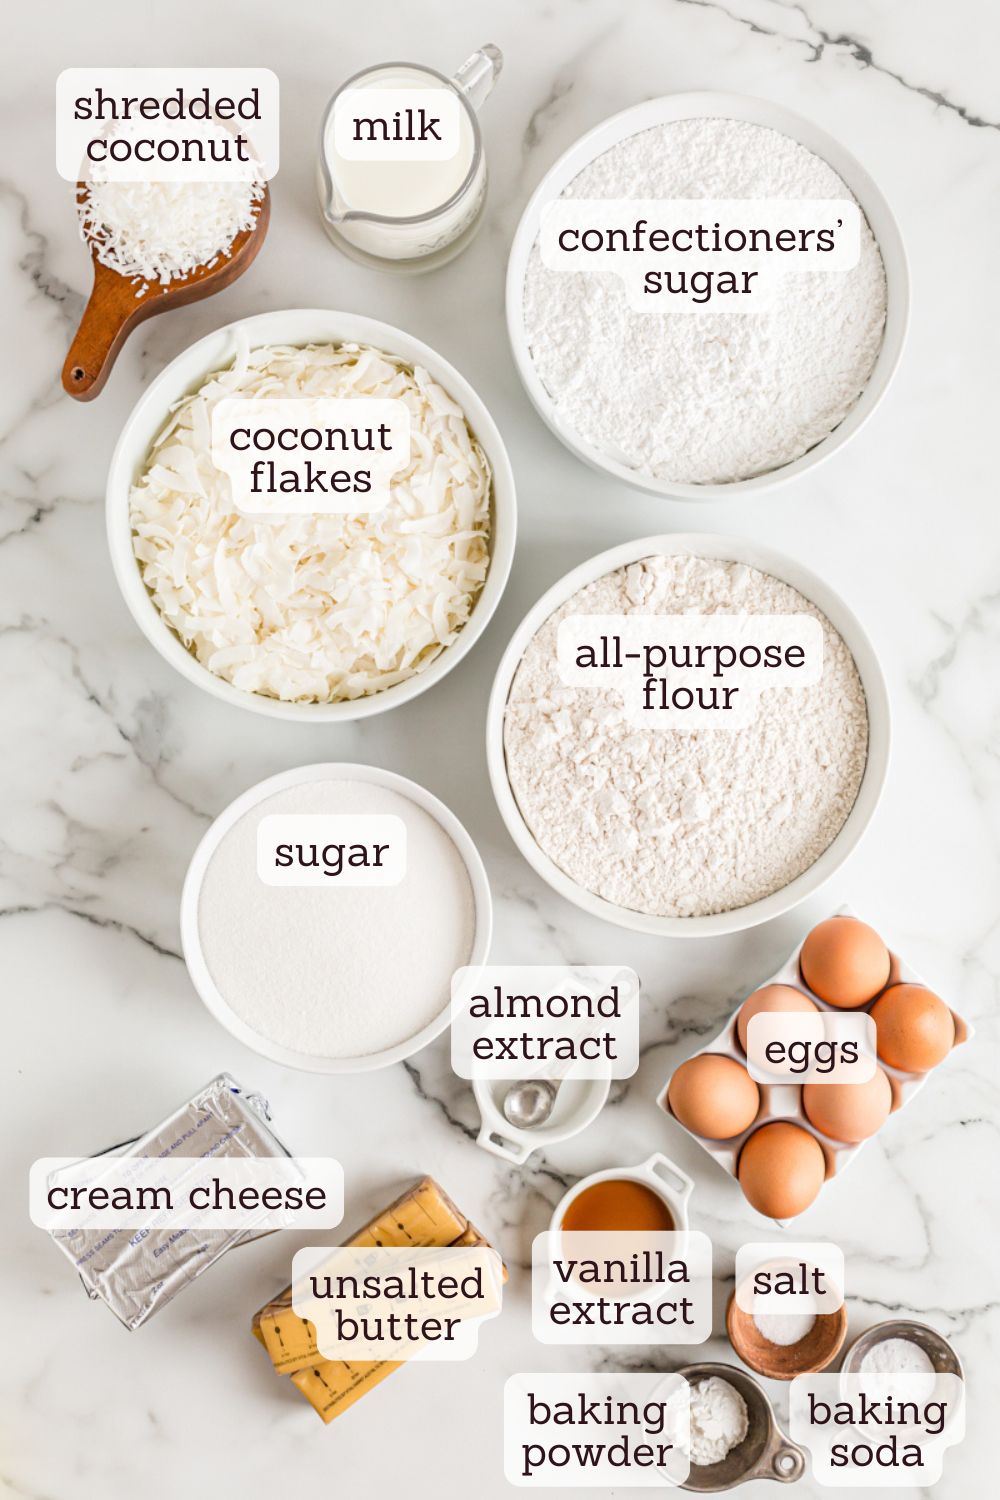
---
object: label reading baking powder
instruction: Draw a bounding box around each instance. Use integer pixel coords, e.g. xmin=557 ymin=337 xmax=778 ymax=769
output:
xmin=556 ymin=614 xmax=823 ymax=731
xmin=212 ymin=398 xmax=410 ymax=515
xmin=539 ymin=199 xmax=860 ymax=312
xmin=789 ymin=1372 xmax=965 ymax=1485
xmin=745 ymin=1013 xmax=878 ymax=1084
xmin=55 ymin=68 xmax=279 ymax=181
xmin=333 ymin=88 xmax=462 ymax=160
xmin=256 ymin=815 xmax=406 ymax=886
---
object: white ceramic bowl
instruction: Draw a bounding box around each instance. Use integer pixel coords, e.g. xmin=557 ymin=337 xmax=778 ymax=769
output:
xmin=549 ymin=1153 xmax=695 ymax=1239
xmin=473 ymin=1074 xmax=611 ymax=1164
xmin=107 ymin=308 xmax=516 ymax=720
xmin=180 ymin=762 xmax=492 ymax=1072
xmin=506 ymin=91 xmax=909 ymax=500
xmin=487 ymin=532 xmax=891 ymax=938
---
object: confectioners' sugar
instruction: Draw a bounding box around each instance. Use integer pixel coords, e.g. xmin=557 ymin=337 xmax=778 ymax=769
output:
xmin=196 ymin=778 xmax=476 ymax=1058
xmin=523 ymin=117 xmax=887 ymax=484
xmin=503 ymin=554 xmax=868 ymax=918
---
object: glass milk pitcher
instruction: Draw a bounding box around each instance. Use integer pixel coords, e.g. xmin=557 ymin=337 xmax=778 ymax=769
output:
xmin=317 ymin=46 xmax=503 ymax=272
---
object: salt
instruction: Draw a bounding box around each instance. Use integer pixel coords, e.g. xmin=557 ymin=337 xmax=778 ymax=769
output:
xmin=754 ymin=1310 xmax=816 ymax=1346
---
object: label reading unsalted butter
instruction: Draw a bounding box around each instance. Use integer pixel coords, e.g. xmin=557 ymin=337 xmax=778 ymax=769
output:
xmin=256 ymin=814 xmax=406 ymax=886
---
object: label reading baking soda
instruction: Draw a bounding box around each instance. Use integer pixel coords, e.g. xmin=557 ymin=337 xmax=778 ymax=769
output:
xmin=539 ymin=199 xmax=860 ymax=311
xmin=450 ymin=964 xmax=640 ymax=1079
xmin=292 ymin=1243 xmax=503 ymax=1360
xmin=256 ymin=813 xmax=406 ymax=886
xmin=505 ymin=1373 xmax=690 ymax=1487
xmin=55 ymin=68 xmax=279 ymax=181
xmin=212 ymin=398 xmax=411 ymax=515
xmin=789 ymin=1372 xmax=965 ymax=1485
xmin=556 ymin=614 xmax=823 ymax=731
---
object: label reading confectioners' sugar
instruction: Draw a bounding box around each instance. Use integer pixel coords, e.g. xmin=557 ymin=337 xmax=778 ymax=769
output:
xmin=56 ymin=69 xmax=279 ymax=180
xmin=256 ymin=814 xmax=406 ymax=886
xmin=212 ymin=398 xmax=411 ymax=515
xmin=540 ymin=199 xmax=860 ymax=311
xmin=450 ymin=965 xmax=640 ymax=1079
xmin=556 ymin=614 xmax=823 ymax=730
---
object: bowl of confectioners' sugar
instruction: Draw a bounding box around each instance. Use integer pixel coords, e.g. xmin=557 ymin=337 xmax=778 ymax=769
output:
xmin=486 ymin=534 xmax=890 ymax=937
xmin=107 ymin=309 xmax=516 ymax=718
xmin=507 ymin=93 xmax=908 ymax=499
xmin=181 ymin=763 xmax=492 ymax=1072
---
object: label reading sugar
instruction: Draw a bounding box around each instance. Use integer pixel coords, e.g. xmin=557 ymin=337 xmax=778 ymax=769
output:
xmin=211 ymin=398 xmax=411 ymax=515
xmin=56 ymin=68 xmax=279 ymax=181
xmin=556 ymin=614 xmax=823 ymax=731
xmin=539 ymin=199 xmax=861 ymax=312
xmin=333 ymin=88 xmax=462 ymax=161
xmin=257 ymin=815 xmax=406 ymax=886
xmin=745 ymin=1013 xmax=878 ymax=1084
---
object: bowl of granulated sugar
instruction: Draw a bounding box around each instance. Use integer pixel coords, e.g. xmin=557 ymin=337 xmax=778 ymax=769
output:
xmin=487 ymin=533 xmax=890 ymax=938
xmin=507 ymin=92 xmax=908 ymax=499
xmin=181 ymin=763 xmax=492 ymax=1071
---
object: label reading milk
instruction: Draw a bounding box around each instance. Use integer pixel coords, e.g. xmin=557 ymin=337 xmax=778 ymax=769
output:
xmin=212 ymin=398 xmax=410 ymax=515
xmin=745 ymin=1013 xmax=878 ymax=1084
xmin=56 ymin=68 xmax=279 ymax=181
xmin=333 ymin=88 xmax=462 ymax=161
xmin=556 ymin=614 xmax=823 ymax=731
xmin=539 ymin=199 xmax=861 ymax=312
xmin=257 ymin=815 xmax=406 ymax=886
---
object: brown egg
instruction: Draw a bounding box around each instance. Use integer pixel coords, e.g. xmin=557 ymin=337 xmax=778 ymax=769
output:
xmin=870 ymin=984 xmax=955 ymax=1072
xmin=737 ymin=1122 xmax=827 ymax=1219
xmin=667 ymin=1054 xmax=760 ymax=1140
xmin=803 ymin=1067 xmax=893 ymax=1142
xmin=800 ymin=917 xmax=891 ymax=1008
xmin=737 ymin=984 xmax=820 ymax=1052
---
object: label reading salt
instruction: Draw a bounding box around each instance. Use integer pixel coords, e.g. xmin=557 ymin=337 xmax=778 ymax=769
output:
xmin=257 ymin=815 xmax=406 ymax=887
xmin=734 ymin=1244 xmax=845 ymax=1317
xmin=333 ymin=87 xmax=462 ymax=161
xmin=745 ymin=1013 xmax=877 ymax=1084
xmin=211 ymin=397 xmax=410 ymax=515
xmin=556 ymin=614 xmax=823 ymax=731
xmin=539 ymin=199 xmax=861 ymax=312
xmin=56 ymin=68 xmax=279 ymax=181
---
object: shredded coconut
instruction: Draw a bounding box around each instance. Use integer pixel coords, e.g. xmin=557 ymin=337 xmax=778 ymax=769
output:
xmin=79 ymin=121 xmax=265 ymax=286
xmin=523 ymin=117 xmax=887 ymax=484
xmin=129 ymin=340 xmax=492 ymax=703
xmin=688 ymin=1376 xmax=749 ymax=1466
xmin=503 ymin=554 xmax=868 ymax=917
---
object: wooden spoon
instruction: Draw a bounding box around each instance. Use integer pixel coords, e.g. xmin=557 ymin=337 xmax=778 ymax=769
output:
xmin=62 ymin=184 xmax=270 ymax=401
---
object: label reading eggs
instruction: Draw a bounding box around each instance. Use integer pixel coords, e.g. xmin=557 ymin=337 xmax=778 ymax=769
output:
xmin=257 ymin=814 xmax=406 ymax=886
xmin=539 ymin=199 xmax=861 ymax=312
xmin=211 ymin=397 xmax=411 ymax=515
xmin=556 ymin=614 xmax=823 ymax=731
xmin=745 ymin=1013 xmax=878 ymax=1084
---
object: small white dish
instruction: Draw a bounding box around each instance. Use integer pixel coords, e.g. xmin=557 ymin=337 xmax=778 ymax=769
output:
xmin=486 ymin=532 xmax=891 ymax=938
xmin=180 ymin=762 xmax=492 ymax=1073
xmin=107 ymin=308 xmax=516 ymax=720
xmin=473 ymin=1074 xmax=610 ymax=1164
xmin=506 ymin=91 xmax=909 ymax=500
xmin=550 ymin=1153 xmax=695 ymax=1240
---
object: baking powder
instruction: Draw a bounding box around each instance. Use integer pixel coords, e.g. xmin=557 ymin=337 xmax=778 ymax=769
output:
xmin=688 ymin=1376 xmax=749 ymax=1466
xmin=523 ymin=118 xmax=887 ymax=484
xmin=503 ymin=554 xmax=868 ymax=918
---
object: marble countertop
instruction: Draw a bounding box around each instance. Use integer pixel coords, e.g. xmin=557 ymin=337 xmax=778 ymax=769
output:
xmin=2 ymin=1 xmax=996 ymax=1495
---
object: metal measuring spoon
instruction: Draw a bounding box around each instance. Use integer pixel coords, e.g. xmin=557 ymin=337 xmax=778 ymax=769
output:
xmin=502 ymin=1078 xmax=561 ymax=1129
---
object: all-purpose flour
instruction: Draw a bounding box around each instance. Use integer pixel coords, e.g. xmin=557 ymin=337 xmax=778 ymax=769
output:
xmin=523 ymin=118 xmax=887 ymax=484
xmin=196 ymin=778 xmax=475 ymax=1058
xmin=503 ymin=555 xmax=868 ymax=917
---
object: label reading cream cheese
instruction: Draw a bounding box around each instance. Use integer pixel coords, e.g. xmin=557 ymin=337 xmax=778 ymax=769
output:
xmin=256 ymin=814 xmax=406 ymax=886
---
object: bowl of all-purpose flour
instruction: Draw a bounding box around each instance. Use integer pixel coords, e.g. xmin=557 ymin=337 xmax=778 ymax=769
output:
xmin=107 ymin=309 xmax=516 ymax=719
xmin=487 ymin=534 xmax=890 ymax=937
xmin=180 ymin=763 xmax=492 ymax=1071
xmin=508 ymin=93 xmax=908 ymax=498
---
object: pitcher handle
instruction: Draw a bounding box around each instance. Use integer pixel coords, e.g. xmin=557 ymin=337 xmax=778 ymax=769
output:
xmin=451 ymin=44 xmax=503 ymax=110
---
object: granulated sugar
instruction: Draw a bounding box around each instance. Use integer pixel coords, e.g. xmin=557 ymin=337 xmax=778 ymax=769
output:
xmin=523 ymin=117 xmax=887 ymax=484
xmin=503 ymin=554 xmax=868 ymax=917
xmin=196 ymin=778 xmax=476 ymax=1059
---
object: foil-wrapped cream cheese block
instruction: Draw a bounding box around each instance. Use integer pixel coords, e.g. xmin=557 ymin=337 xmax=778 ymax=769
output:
xmin=48 ymin=1073 xmax=291 ymax=1330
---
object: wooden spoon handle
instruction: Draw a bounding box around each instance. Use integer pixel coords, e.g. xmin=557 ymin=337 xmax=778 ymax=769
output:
xmin=62 ymin=264 xmax=144 ymax=400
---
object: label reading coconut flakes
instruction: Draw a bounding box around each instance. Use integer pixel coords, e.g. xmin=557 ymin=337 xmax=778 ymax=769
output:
xmin=211 ymin=397 xmax=411 ymax=515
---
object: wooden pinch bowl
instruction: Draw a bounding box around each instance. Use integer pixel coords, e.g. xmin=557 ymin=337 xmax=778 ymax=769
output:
xmin=63 ymin=184 xmax=270 ymax=401
xmin=726 ymin=1289 xmax=847 ymax=1380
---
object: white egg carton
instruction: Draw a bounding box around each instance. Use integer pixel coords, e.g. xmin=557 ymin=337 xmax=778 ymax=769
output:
xmin=656 ymin=907 xmax=972 ymax=1213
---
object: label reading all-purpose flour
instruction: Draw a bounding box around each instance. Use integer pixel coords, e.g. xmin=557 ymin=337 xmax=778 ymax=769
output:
xmin=256 ymin=814 xmax=407 ymax=886
xmin=540 ymin=199 xmax=860 ymax=310
xmin=55 ymin=69 xmax=279 ymax=180
xmin=556 ymin=614 xmax=823 ymax=730
xmin=212 ymin=398 xmax=411 ymax=515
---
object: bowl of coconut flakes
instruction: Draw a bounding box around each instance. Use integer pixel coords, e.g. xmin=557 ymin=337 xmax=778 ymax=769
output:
xmin=107 ymin=308 xmax=516 ymax=719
